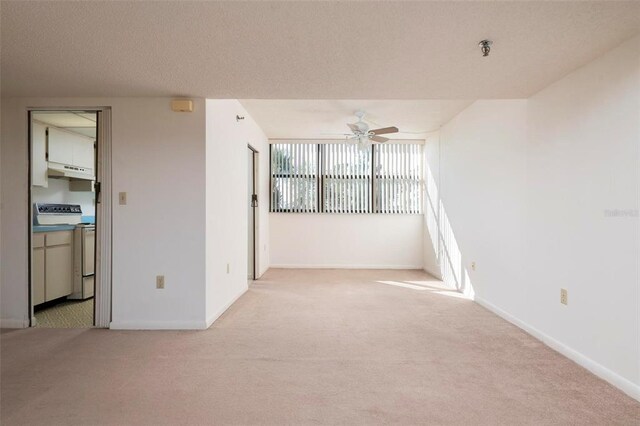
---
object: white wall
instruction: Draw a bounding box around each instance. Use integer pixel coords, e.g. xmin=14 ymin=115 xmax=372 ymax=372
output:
xmin=422 ymin=133 xmax=442 ymax=280
xmin=32 ymin=178 xmax=96 ymax=217
xmin=1 ymin=97 xmax=208 ymax=329
xmin=425 ymin=100 xmax=528 ymax=302
xmin=524 ymin=35 xmax=639 ymax=396
xmin=205 ymin=100 xmax=269 ymax=326
xmin=425 ymin=35 xmax=639 ymax=398
xmin=270 ymin=213 xmax=423 ymax=269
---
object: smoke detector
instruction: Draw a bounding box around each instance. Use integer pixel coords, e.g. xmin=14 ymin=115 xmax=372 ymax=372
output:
xmin=478 ymin=40 xmax=493 ymax=57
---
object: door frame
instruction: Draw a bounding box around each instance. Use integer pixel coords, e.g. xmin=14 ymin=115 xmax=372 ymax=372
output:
xmin=27 ymin=107 xmax=112 ymax=327
xmin=248 ymin=144 xmax=258 ymax=280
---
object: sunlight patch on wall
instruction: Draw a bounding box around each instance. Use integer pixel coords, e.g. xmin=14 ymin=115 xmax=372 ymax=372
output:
xmin=424 ymin=152 xmax=475 ymax=299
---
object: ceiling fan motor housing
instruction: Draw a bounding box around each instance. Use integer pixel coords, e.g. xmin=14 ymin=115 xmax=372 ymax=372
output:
xmin=345 ymin=111 xmax=398 ymax=145
xmin=356 ymin=121 xmax=368 ymax=133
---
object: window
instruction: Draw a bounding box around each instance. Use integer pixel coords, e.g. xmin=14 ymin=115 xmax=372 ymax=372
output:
xmin=322 ymin=144 xmax=372 ymax=213
xmin=270 ymin=142 xmax=422 ymax=214
xmin=374 ymin=143 xmax=422 ymax=214
xmin=270 ymin=143 xmax=318 ymax=212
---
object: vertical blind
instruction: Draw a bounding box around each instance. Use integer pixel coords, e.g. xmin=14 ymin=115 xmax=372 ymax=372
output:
xmin=270 ymin=143 xmax=318 ymax=212
xmin=271 ymin=142 xmax=422 ymax=214
xmin=374 ymin=144 xmax=422 ymax=214
xmin=322 ymin=144 xmax=372 ymax=213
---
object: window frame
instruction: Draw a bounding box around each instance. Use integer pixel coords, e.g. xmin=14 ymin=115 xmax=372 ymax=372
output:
xmin=320 ymin=143 xmax=373 ymax=214
xmin=270 ymin=143 xmax=319 ymax=213
xmin=270 ymin=141 xmax=422 ymax=214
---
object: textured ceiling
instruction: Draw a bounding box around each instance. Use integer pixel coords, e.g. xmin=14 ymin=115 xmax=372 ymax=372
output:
xmin=239 ymin=99 xmax=471 ymax=139
xmin=1 ymin=1 xmax=639 ymax=99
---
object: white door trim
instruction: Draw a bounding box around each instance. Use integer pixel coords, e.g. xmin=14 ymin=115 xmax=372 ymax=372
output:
xmin=27 ymin=106 xmax=112 ymax=328
xmin=247 ymin=144 xmax=259 ymax=280
xmin=95 ymin=108 xmax=112 ymax=327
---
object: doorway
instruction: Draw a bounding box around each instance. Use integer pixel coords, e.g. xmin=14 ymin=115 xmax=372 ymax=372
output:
xmin=248 ymin=145 xmax=258 ymax=280
xmin=28 ymin=108 xmax=111 ymax=328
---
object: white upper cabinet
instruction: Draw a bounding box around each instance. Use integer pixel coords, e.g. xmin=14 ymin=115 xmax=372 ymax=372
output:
xmin=72 ymin=136 xmax=95 ymax=169
xmin=47 ymin=127 xmax=95 ymax=172
xmin=48 ymin=127 xmax=74 ymax=165
xmin=31 ymin=121 xmax=48 ymax=187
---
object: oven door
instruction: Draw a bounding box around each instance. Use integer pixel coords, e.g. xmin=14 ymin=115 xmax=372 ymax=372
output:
xmin=83 ymin=228 xmax=95 ymax=276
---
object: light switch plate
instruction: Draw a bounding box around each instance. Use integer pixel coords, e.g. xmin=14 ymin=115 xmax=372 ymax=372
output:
xmin=119 ymin=192 xmax=127 ymax=205
xmin=156 ymin=275 xmax=165 ymax=289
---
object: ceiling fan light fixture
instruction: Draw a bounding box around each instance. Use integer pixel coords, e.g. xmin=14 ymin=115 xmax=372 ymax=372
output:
xmin=358 ymin=136 xmax=371 ymax=150
xmin=341 ymin=111 xmax=399 ymax=148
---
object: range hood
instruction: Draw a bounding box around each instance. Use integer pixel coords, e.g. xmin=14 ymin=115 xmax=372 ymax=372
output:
xmin=48 ymin=162 xmax=94 ymax=180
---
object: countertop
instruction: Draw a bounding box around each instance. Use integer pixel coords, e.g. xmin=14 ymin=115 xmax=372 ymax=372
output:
xmin=33 ymin=225 xmax=77 ymax=233
xmin=33 ymin=216 xmax=95 ymax=233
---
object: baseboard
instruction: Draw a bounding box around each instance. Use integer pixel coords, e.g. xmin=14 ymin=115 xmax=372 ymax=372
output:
xmin=109 ymin=285 xmax=249 ymax=331
xmin=257 ymin=265 xmax=269 ymax=279
xmin=474 ymin=296 xmax=640 ymax=402
xmin=0 ymin=318 xmax=30 ymax=328
xmin=205 ymin=286 xmax=247 ymax=328
xmin=109 ymin=320 xmax=208 ymax=330
xmin=270 ymin=264 xmax=424 ymax=270
xmin=423 ymin=265 xmax=443 ymax=280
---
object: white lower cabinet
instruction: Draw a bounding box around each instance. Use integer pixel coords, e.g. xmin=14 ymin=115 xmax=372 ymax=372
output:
xmin=45 ymin=245 xmax=73 ymax=300
xmin=33 ymin=248 xmax=46 ymax=305
xmin=32 ymin=230 xmax=74 ymax=304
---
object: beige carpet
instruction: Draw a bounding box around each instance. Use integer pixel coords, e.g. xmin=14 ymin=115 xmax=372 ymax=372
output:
xmin=1 ymin=269 xmax=638 ymax=425
xmin=34 ymin=298 xmax=94 ymax=328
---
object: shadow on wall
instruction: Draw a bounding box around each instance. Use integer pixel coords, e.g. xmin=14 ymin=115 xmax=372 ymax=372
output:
xmin=424 ymin=161 xmax=475 ymax=299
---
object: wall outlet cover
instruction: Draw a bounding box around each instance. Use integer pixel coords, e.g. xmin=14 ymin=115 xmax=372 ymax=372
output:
xmin=560 ymin=288 xmax=568 ymax=305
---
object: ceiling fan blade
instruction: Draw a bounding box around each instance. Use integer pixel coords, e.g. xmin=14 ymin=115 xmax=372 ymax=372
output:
xmin=347 ymin=123 xmax=359 ymax=133
xmin=371 ymin=126 xmax=399 ymax=135
xmin=320 ymin=133 xmax=352 ymax=136
xmin=370 ymin=136 xmax=389 ymax=143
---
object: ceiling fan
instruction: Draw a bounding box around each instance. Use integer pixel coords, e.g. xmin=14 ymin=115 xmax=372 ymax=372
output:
xmin=333 ymin=111 xmax=399 ymax=146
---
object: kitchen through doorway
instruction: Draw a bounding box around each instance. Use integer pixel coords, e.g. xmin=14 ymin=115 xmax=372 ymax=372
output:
xmin=29 ymin=110 xmax=108 ymax=328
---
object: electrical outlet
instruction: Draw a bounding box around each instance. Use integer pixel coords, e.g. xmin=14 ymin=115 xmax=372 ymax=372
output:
xmin=226 ymin=263 xmax=230 ymax=274
xmin=471 ymin=261 xmax=476 ymax=271
xmin=156 ymin=275 xmax=165 ymax=289
xmin=560 ymin=288 xmax=568 ymax=305
xmin=119 ymin=192 xmax=127 ymax=205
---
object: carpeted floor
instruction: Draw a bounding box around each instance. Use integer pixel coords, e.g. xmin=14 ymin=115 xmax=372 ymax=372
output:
xmin=34 ymin=298 xmax=94 ymax=328
xmin=1 ymin=269 xmax=639 ymax=425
